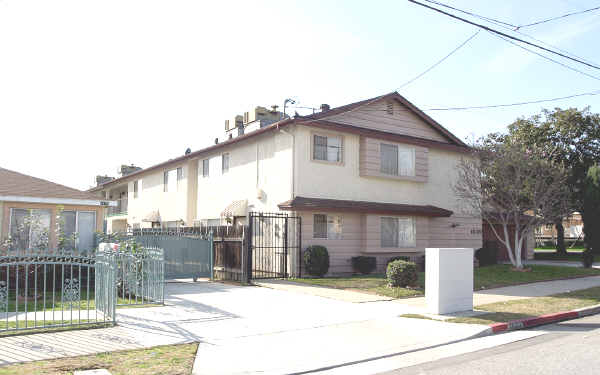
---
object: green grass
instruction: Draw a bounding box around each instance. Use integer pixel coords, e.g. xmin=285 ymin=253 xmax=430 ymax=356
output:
xmin=449 ymin=286 xmax=600 ymax=325
xmin=292 ymin=265 xmax=600 ymax=299
xmin=0 ymin=343 xmax=198 ymax=375
xmin=291 ymin=274 xmax=425 ymax=298
xmin=4 ymin=290 xmax=161 ymax=313
xmin=533 ymin=247 xmax=586 ymax=261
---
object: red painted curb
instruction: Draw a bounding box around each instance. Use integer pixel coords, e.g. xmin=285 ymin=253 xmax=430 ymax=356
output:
xmin=488 ymin=307 xmax=594 ymax=334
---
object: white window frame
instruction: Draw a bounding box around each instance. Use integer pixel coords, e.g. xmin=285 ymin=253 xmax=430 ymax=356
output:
xmin=164 ymin=169 xmax=178 ymax=192
xmin=313 ymin=214 xmax=343 ymax=240
xmin=380 ymin=216 xmax=416 ymax=248
xmin=61 ymin=210 xmax=97 ymax=250
xmin=176 ymin=167 xmax=183 ymax=190
xmin=311 ymin=132 xmax=344 ymax=164
xmin=8 ymin=208 xmax=52 ymax=250
xmin=222 ymin=153 xmax=230 ymax=174
xmin=380 ymin=143 xmax=416 ymax=177
xmin=133 ymin=180 xmax=139 ymax=199
xmin=202 ymin=159 xmax=210 ymax=178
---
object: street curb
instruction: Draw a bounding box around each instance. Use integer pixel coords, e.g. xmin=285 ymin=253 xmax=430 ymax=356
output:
xmin=486 ymin=303 xmax=600 ymax=334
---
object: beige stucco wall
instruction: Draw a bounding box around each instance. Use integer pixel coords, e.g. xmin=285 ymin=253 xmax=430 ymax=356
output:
xmin=0 ymin=201 xmax=3 ymax=240
xmin=126 ymin=160 xmax=192 ymax=227
xmin=1 ymin=201 xmax=104 ymax=248
xmin=300 ymin=211 xmax=482 ymax=275
xmin=294 ymin=124 xmax=471 ymax=214
xmin=195 ymin=131 xmax=293 ymax=221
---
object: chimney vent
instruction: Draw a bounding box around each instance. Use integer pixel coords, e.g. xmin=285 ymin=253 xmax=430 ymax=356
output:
xmin=320 ymin=104 xmax=330 ymax=112
xmin=214 ymin=138 xmax=219 ymax=144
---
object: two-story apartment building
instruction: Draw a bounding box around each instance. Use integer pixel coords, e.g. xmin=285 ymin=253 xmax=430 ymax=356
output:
xmin=91 ymin=92 xmax=482 ymax=273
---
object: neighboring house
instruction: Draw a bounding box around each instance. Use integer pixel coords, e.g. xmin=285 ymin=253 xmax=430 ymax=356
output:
xmin=536 ymin=213 xmax=583 ymax=243
xmin=0 ymin=167 xmax=114 ymax=252
xmin=91 ymin=92 xmax=483 ymax=273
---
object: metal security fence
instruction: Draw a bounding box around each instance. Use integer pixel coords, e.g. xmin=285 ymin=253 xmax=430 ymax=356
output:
xmin=131 ymin=235 xmax=212 ymax=281
xmin=0 ymin=250 xmax=116 ymax=335
xmin=248 ymin=212 xmax=301 ymax=280
xmin=114 ymin=247 xmax=165 ymax=306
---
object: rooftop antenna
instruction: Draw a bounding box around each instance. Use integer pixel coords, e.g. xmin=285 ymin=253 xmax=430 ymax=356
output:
xmin=283 ymin=98 xmax=296 ymax=120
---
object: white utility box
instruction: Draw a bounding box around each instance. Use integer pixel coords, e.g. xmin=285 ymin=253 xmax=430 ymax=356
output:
xmin=425 ymin=248 xmax=474 ymax=314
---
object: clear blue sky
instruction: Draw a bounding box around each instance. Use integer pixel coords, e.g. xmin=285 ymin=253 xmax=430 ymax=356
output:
xmin=1 ymin=0 xmax=599 ymax=189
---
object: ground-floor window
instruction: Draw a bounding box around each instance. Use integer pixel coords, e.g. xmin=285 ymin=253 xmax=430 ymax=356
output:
xmin=60 ymin=210 xmax=97 ymax=252
xmin=313 ymin=214 xmax=342 ymax=239
xmin=381 ymin=216 xmax=416 ymax=248
xmin=9 ymin=208 xmax=52 ymax=250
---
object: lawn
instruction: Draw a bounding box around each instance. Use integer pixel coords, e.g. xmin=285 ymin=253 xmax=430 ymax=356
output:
xmin=292 ymin=264 xmax=600 ymax=299
xmin=449 ymin=286 xmax=600 ymax=325
xmin=0 ymin=343 xmax=199 ymax=375
xmin=534 ymin=247 xmax=585 ymax=261
xmin=4 ymin=290 xmax=161 ymax=313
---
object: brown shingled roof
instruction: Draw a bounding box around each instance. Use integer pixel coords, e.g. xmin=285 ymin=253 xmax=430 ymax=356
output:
xmin=0 ymin=167 xmax=103 ymax=202
xmin=278 ymin=196 xmax=453 ymax=217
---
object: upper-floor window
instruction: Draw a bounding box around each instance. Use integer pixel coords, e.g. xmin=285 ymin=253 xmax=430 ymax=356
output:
xmin=163 ymin=169 xmax=178 ymax=192
xmin=222 ymin=153 xmax=230 ymax=174
xmin=313 ymin=134 xmax=342 ymax=163
xmin=202 ymin=159 xmax=210 ymax=178
xmin=133 ymin=180 xmax=139 ymax=199
xmin=380 ymin=143 xmax=415 ymax=177
xmin=381 ymin=216 xmax=416 ymax=248
xmin=177 ymin=167 xmax=183 ymax=189
xmin=313 ymin=214 xmax=342 ymax=239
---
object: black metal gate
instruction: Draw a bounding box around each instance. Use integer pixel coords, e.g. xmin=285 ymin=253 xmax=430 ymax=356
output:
xmin=247 ymin=212 xmax=301 ymax=280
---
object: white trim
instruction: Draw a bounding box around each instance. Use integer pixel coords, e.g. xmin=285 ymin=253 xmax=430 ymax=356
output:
xmin=0 ymin=195 xmax=116 ymax=207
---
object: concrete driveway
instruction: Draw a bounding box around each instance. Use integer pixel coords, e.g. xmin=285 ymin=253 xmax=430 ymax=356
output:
xmin=0 ymin=281 xmax=490 ymax=373
xmin=114 ymin=281 xmax=489 ymax=375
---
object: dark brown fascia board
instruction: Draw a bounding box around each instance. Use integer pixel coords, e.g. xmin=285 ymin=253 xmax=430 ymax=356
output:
xmin=297 ymin=119 xmax=471 ymax=153
xmin=278 ymin=203 xmax=453 ymax=217
xmin=89 ymin=118 xmax=294 ymax=192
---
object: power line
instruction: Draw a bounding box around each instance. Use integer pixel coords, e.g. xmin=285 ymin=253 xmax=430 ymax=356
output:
xmin=356 ymin=89 xmax=600 ymax=112
xmin=488 ymin=30 xmax=600 ymax=82
xmin=517 ymin=6 xmax=600 ymax=29
xmin=399 ymin=30 xmax=480 ymax=89
xmin=423 ymin=0 xmax=599 ymax=67
xmin=424 ymin=89 xmax=600 ymax=111
xmin=408 ymin=0 xmax=600 ymax=71
xmin=422 ymin=0 xmax=518 ymax=29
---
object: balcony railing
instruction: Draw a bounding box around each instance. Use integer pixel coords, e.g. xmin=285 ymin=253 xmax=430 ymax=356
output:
xmin=107 ymin=198 xmax=128 ymax=217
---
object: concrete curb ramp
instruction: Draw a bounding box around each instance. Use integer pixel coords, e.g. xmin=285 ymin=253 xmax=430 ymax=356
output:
xmin=487 ymin=303 xmax=600 ymax=334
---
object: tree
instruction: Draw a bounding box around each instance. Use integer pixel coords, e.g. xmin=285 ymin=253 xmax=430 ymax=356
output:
xmin=455 ymin=138 xmax=571 ymax=269
xmin=500 ymin=108 xmax=600 ymax=254
xmin=583 ymin=165 xmax=600 ymax=255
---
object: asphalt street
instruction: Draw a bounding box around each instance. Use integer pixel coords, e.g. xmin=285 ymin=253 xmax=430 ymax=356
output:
xmin=379 ymin=314 xmax=600 ymax=375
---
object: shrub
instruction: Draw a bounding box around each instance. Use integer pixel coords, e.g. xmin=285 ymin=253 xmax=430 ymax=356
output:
xmin=386 ymin=260 xmax=418 ymax=288
xmin=582 ymin=250 xmax=595 ymax=268
xmin=386 ymin=256 xmax=410 ymax=267
xmin=351 ymin=256 xmax=376 ymax=274
xmin=303 ymin=245 xmax=330 ymax=277
xmin=475 ymin=241 xmax=499 ymax=267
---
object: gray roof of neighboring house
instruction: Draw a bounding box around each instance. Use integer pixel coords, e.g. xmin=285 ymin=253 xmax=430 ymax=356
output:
xmin=0 ymin=167 xmax=104 ymax=203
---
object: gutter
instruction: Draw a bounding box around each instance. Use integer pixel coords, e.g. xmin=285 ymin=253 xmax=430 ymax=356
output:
xmin=0 ymin=195 xmax=117 ymax=207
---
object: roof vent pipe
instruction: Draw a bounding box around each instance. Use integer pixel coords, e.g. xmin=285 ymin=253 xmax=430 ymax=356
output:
xmin=320 ymin=104 xmax=330 ymax=112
